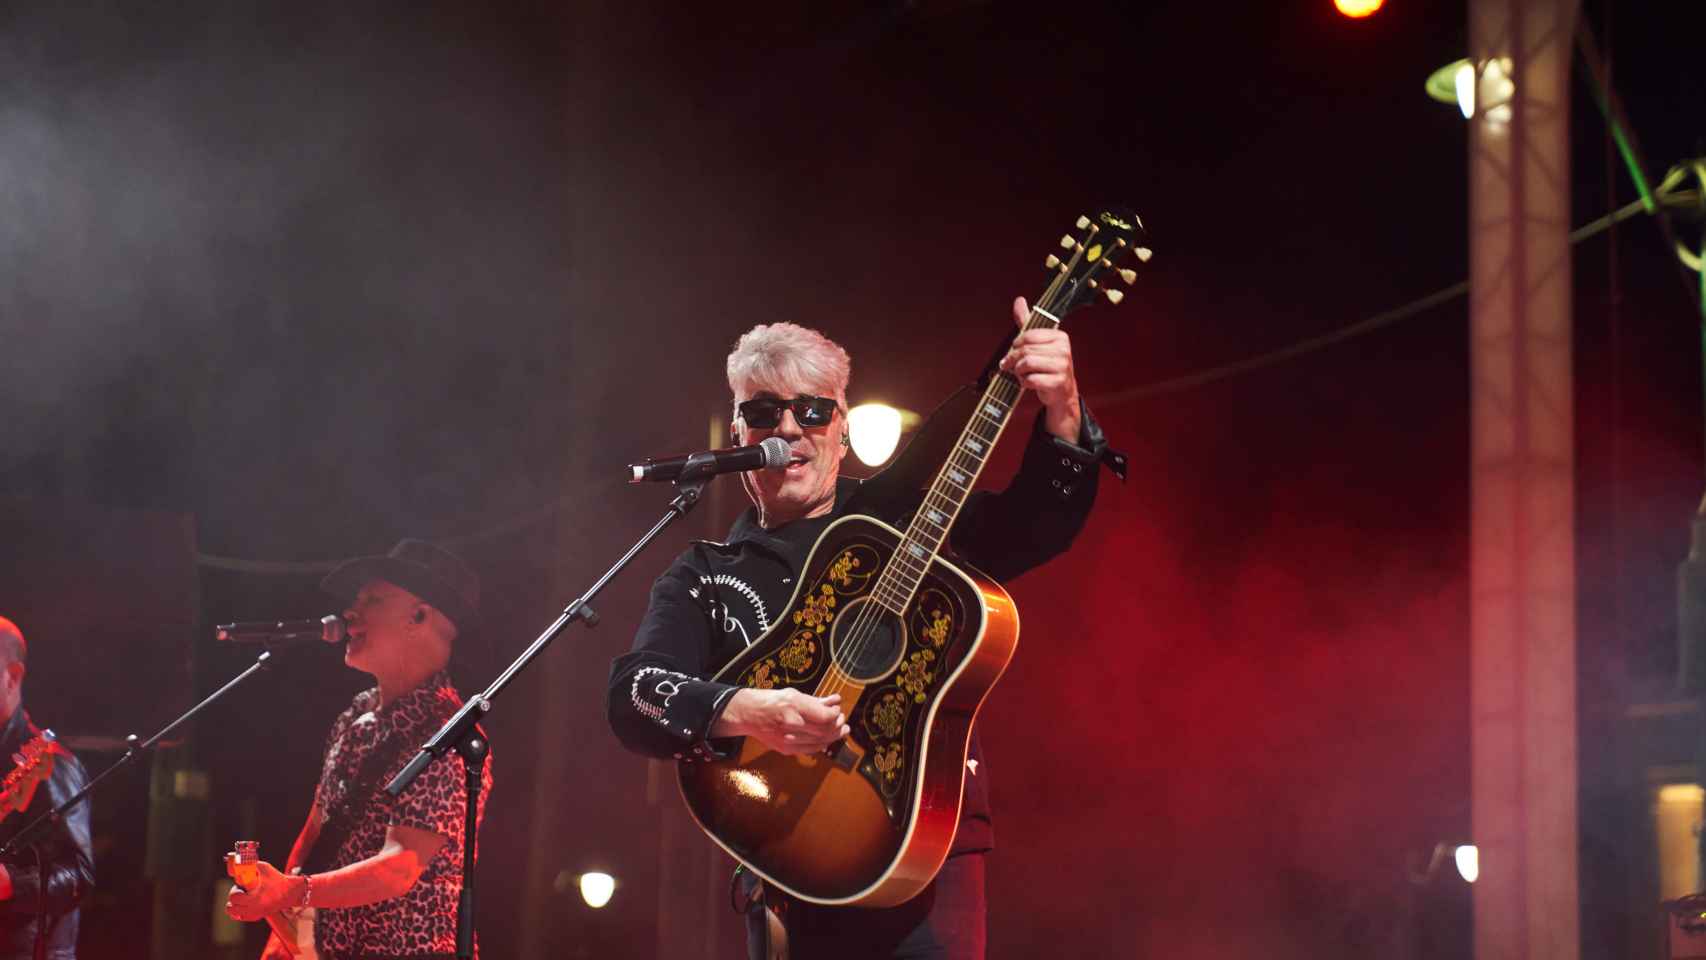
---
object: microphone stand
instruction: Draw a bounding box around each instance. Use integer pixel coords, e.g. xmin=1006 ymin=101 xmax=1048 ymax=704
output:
xmin=385 ymin=477 xmax=712 ymax=960
xmin=0 ymin=649 xmax=278 ymax=959
xmin=0 ymin=649 xmax=276 ymax=859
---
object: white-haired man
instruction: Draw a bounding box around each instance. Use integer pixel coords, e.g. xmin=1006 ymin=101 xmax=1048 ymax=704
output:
xmin=609 ymin=298 xmax=1110 ymax=958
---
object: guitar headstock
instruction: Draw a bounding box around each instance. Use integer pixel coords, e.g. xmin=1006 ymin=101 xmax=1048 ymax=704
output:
xmin=1035 ymin=206 xmax=1151 ymax=321
xmin=0 ymin=731 xmax=60 ymax=819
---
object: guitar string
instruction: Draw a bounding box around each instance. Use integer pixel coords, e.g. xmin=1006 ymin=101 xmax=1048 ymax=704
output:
xmin=817 ymin=238 xmax=1088 ymax=704
xmin=817 ymin=348 xmax=1036 ymax=706
xmin=820 ymin=325 xmax=1038 ymax=699
xmin=812 ymin=231 xmax=1096 ymax=717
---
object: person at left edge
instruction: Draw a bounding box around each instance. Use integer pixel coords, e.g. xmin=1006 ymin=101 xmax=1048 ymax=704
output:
xmin=225 ymin=540 xmax=493 ymax=960
xmin=0 ymin=616 xmax=94 ymax=960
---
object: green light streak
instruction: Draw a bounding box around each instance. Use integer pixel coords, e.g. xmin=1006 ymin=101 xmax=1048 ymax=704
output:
xmin=1610 ymin=121 xmax=1656 ymax=214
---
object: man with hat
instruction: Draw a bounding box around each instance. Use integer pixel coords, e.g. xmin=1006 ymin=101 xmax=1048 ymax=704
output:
xmin=226 ymin=540 xmax=493 ymax=960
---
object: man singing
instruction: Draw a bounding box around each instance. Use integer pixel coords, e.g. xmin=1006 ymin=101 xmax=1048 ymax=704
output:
xmin=226 ymin=540 xmax=492 ymax=960
xmin=0 ymin=616 xmax=94 ymax=960
xmin=607 ymin=298 xmax=1109 ymax=958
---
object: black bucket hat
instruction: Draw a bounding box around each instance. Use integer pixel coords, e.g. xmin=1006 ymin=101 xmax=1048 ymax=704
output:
xmin=320 ymin=539 xmax=480 ymax=634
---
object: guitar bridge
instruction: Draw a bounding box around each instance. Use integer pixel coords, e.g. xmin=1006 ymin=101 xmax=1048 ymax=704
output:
xmin=827 ymin=739 xmax=857 ymax=772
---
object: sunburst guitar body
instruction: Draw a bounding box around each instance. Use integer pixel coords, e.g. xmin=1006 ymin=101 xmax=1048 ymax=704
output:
xmin=677 ymin=206 xmax=1150 ymax=906
xmin=680 ymin=514 xmax=1017 ymax=907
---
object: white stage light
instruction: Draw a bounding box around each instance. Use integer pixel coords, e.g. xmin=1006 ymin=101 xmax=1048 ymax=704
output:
xmin=579 ymin=871 xmax=616 ymax=908
xmin=1453 ymin=845 xmax=1479 ymax=884
xmin=848 ymin=403 xmax=904 ymax=467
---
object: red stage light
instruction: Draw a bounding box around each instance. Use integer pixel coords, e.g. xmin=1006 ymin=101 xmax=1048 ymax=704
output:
xmin=1334 ymin=0 xmax=1383 ymax=17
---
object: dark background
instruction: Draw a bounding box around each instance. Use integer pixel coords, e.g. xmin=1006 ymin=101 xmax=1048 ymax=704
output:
xmin=1 ymin=1 xmax=1703 ymax=956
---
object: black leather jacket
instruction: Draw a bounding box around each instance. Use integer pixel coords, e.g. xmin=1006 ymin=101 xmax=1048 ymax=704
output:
xmin=0 ymin=706 xmax=94 ymax=960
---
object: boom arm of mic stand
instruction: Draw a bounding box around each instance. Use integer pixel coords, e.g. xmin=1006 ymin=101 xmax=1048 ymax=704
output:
xmin=0 ymin=650 xmax=277 ymax=859
xmin=384 ymin=477 xmax=709 ymax=799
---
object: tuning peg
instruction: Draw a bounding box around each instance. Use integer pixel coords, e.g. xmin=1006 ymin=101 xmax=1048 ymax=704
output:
xmin=1133 ymin=247 xmax=1153 ymax=263
xmin=1086 ymin=278 xmax=1124 ymax=305
xmin=1044 ymin=254 xmax=1061 ymax=270
xmin=1075 ymin=215 xmax=1091 ymax=229
xmin=1118 ymin=268 xmax=1138 ymax=285
xmin=1059 ymin=235 xmax=1076 ymax=250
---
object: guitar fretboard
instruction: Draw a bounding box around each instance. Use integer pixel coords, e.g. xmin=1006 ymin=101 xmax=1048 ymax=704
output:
xmin=860 ymin=212 xmax=1133 ymax=617
xmin=868 ymin=309 xmax=1063 ymax=616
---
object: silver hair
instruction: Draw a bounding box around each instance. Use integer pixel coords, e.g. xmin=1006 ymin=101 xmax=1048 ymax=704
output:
xmin=725 ymin=322 xmax=852 ymax=414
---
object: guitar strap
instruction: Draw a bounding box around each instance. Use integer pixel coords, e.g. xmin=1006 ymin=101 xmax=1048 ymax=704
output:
xmin=760 ymin=901 xmax=787 ymax=960
xmin=732 ymin=866 xmax=788 ymax=960
xmin=302 ymin=725 xmax=415 ymax=876
xmin=298 ymin=719 xmax=472 ymax=960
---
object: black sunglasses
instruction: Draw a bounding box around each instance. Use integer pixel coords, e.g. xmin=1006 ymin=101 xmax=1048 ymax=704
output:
xmin=737 ymin=395 xmax=838 ymax=429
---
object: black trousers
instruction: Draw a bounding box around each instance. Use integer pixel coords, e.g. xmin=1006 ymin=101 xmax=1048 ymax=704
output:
xmin=747 ymin=852 xmax=987 ymax=960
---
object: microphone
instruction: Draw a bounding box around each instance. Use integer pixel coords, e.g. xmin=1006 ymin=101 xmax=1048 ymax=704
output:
xmin=215 ymin=615 xmax=346 ymax=645
xmin=629 ymin=436 xmax=792 ymax=483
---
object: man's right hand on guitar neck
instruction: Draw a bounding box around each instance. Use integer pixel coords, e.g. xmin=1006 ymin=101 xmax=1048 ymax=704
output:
xmin=711 ymin=689 xmax=849 ymax=756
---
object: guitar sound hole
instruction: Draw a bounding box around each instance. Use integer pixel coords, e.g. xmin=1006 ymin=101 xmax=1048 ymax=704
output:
xmin=829 ymin=596 xmax=906 ymax=682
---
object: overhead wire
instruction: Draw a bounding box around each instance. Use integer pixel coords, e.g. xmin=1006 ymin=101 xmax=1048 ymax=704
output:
xmin=1088 ymin=165 xmax=1696 ymax=412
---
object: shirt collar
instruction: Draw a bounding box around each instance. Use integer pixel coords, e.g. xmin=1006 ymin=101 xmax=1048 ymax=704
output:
xmin=352 ymin=669 xmax=455 ymax=728
xmin=723 ymin=477 xmax=859 ymax=548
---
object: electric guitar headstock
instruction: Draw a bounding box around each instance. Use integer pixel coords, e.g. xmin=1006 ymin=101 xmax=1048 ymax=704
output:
xmin=1032 ymin=205 xmax=1151 ymax=323
xmin=0 ymin=731 xmax=61 ymax=820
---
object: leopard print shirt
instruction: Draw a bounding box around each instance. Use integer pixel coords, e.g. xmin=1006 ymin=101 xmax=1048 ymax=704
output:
xmin=313 ymin=672 xmax=492 ymax=958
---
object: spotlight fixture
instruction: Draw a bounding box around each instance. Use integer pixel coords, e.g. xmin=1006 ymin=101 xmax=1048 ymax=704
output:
xmin=1426 ymin=57 xmax=1515 ymax=124
xmin=1426 ymin=59 xmax=1475 ymax=119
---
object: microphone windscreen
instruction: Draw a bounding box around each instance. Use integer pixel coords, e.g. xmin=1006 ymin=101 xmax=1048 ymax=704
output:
xmin=760 ymin=436 xmax=792 ymax=469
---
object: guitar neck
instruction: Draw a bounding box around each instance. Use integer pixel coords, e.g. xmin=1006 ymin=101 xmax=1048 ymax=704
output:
xmin=870 ymin=310 xmax=1063 ymax=613
xmin=863 ymin=207 xmax=1147 ymax=613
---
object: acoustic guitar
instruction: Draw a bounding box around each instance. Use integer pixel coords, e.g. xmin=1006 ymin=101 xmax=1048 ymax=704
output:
xmin=678 ymin=207 xmax=1149 ymax=907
